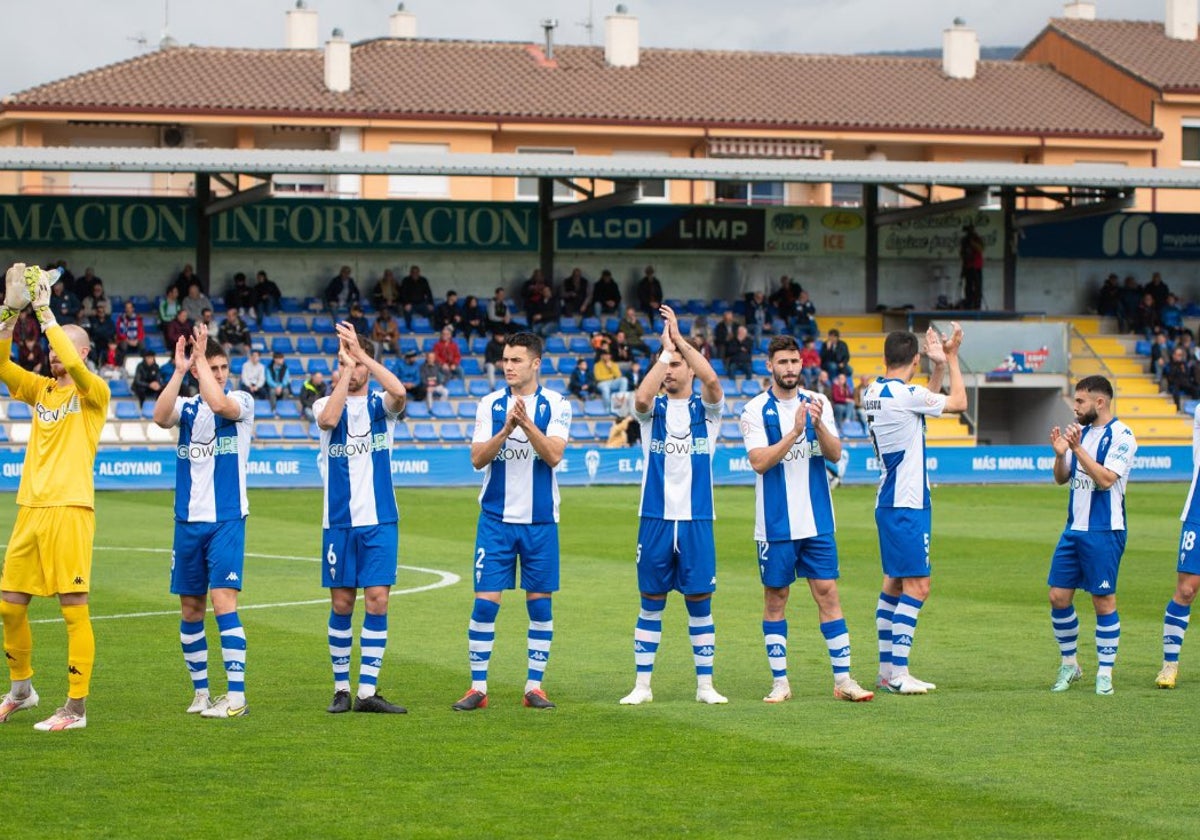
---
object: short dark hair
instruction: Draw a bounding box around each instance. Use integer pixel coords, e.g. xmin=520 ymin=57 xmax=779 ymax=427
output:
xmin=883 ymin=331 xmax=920 ymax=367
xmin=1076 ymin=375 xmax=1113 ymax=399
xmin=767 ymin=335 xmax=800 ymax=358
xmin=506 ymin=331 xmax=543 ymax=359
xmin=202 ymin=337 xmax=226 ymax=361
xmin=356 ymin=335 xmax=375 ymax=361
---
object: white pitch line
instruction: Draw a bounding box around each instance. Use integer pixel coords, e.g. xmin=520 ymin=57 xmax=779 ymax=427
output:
xmin=24 ymin=546 xmax=461 ymax=625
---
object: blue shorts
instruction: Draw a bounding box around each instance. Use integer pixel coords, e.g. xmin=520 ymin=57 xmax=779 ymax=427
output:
xmin=322 ymin=524 xmax=399 ymax=589
xmin=1179 ymin=523 xmax=1200 ymax=576
xmin=758 ymin=534 xmax=839 ymax=588
xmin=636 ymin=518 xmax=717 ymax=596
xmin=171 ymin=518 xmax=246 ymax=596
xmin=474 ymin=513 xmax=559 ymax=593
xmin=875 ymin=507 xmax=932 ymax=579
xmin=1048 ymin=529 xmax=1126 ymax=595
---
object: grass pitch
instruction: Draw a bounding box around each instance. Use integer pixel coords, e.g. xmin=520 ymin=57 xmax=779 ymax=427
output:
xmin=4 ymin=482 xmax=1194 ymax=838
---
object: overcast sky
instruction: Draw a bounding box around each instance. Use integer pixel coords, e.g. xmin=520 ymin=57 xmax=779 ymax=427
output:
xmin=0 ymin=0 xmax=1162 ymax=96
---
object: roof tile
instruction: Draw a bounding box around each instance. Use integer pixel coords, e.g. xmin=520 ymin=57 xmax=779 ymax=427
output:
xmin=1045 ymin=18 xmax=1200 ymax=92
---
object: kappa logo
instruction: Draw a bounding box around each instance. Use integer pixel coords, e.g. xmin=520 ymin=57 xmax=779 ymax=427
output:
xmin=767 ymin=645 xmax=785 ymax=657
xmin=68 ymin=665 xmax=82 ymax=676
xmin=895 ymin=634 xmax=913 ymax=647
xmin=366 ymin=658 xmax=383 ymax=669
xmin=836 ymin=647 xmax=852 ymax=658
xmin=5 ymin=652 xmax=14 ymax=661
xmin=530 ymin=651 xmax=548 ymax=661
xmin=764 ymin=407 xmax=777 ymax=416
xmin=1099 ymin=646 xmax=1117 ymax=656
xmin=228 ymin=662 xmax=245 ymax=672
xmin=469 ymin=651 xmax=484 ymax=661
xmin=226 ymin=572 xmax=240 ymax=582
xmin=696 ymin=646 xmax=715 ymax=657
xmin=333 ymin=657 xmax=351 ymax=666
xmin=1099 ymin=580 xmax=1111 ymax=590
xmin=493 ymin=403 xmax=506 ymax=412
xmin=73 ymin=576 xmax=85 ymax=585
xmin=634 ymin=642 xmax=647 ymax=652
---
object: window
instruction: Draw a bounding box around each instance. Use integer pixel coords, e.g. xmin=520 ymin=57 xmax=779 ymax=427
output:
xmin=1183 ymin=120 xmax=1200 ymax=163
xmin=388 ymin=143 xmax=451 ymax=198
xmin=715 ymin=180 xmax=785 ymax=206
xmin=613 ymin=150 xmax=669 ymax=202
xmin=516 ymin=147 xmax=575 ymax=200
xmin=831 ymin=183 xmax=863 ymax=207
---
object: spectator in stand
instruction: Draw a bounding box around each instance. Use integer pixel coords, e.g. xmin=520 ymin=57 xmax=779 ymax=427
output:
xmin=346 ymin=302 xmax=369 ymax=336
xmin=16 ymin=332 xmax=46 ymax=376
xmin=1096 ymin=274 xmax=1121 ymax=318
xmin=398 ymin=265 xmax=434 ymax=330
xmin=568 ymin=357 xmax=595 ymax=403
xmin=628 ymin=357 xmax=646 ymax=389
xmin=239 ymin=349 xmax=268 ymax=400
xmin=182 ymin=282 xmax=212 ymax=324
xmin=79 ymin=280 xmax=109 ymax=321
xmin=13 ymin=308 xmax=41 ymax=353
xmin=1134 ymin=292 xmax=1162 ymax=339
xmin=50 ymin=274 xmax=80 ymax=325
xmin=560 ymin=268 xmax=589 ymax=320
xmin=819 ymin=328 xmax=852 ymax=381
xmin=159 ymin=357 xmax=198 ymax=399
xmin=486 ymin=286 xmax=517 ymax=334
xmin=589 ymin=269 xmax=622 ymax=316
xmin=714 ymin=311 xmax=738 ymax=360
xmin=691 ymin=314 xmax=711 ymax=345
xmin=75 ymin=266 xmax=102 ymax=302
xmin=769 ymin=275 xmax=801 ymax=323
xmin=159 ymin=285 xmax=182 ymax=329
xmin=132 ymin=350 xmax=163 ymax=407
xmin=89 ymin=302 xmax=117 ymax=364
xmin=746 ymin=291 xmax=770 ymax=345
xmin=175 ymin=263 xmax=204 ymax=297
xmin=484 ymin=330 xmax=506 ymax=388
xmin=792 ymin=289 xmax=818 ymax=340
xmin=1146 ymin=272 xmax=1171 ymax=308
xmin=395 ymin=350 xmax=425 ymax=403
xmin=726 ymin=324 xmax=755 ymax=381
xmin=433 ymin=290 xmax=464 ymax=335
xmin=419 ymin=351 xmax=448 ymax=410
xmin=254 ymin=270 xmax=282 ymax=318
xmin=815 ymin=368 xmax=832 ymax=398
xmin=593 ymin=349 xmax=628 ymax=403
xmin=689 ymin=323 xmax=714 ymax=361
xmin=325 ymin=266 xmax=360 ymax=313
xmin=1149 ymin=331 xmax=1172 ymax=380
xmin=1161 ymin=294 xmax=1185 ymax=339
xmin=164 ymin=307 xmax=191 ymax=350
xmin=199 ymin=308 xmax=217 ymax=333
xmin=1118 ymin=275 xmax=1143 ymax=333
xmin=265 ymin=351 xmax=292 ymax=410
xmin=800 ymin=335 xmax=822 ymax=391
xmin=299 ymin=371 xmax=328 ymax=421
xmin=617 ymin=307 xmax=652 ymax=358
xmin=433 ymin=326 xmax=463 ymax=381
xmin=636 ymin=265 xmax=663 ymax=319
xmin=522 ymin=269 xmax=557 ymax=337
xmin=591 ymin=330 xmax=613 ymax=360
xmin=371 ymin=268 xmax=402 ymax=312
xmin=1164 ymin=347 xmax=1200 ymax=409
xmin=96 ymin=339 xmax=125 ymax=381
xmin=370 ymin=309 xmax=400 ymax=357
xmin=610 ymin=331 xmax=634 ymax=366
xmin=461 ymin=295 xmax=487 ymax=338
xmin=117 ymin=300 xmax=145 ymax=357
xmin=855 ymin=375 xmax=873 ymax=427
xmin=224 ymin=272 xmax=257 ymax=318
xmin=1180 ymin=331 xmax=1199 ymax=362
xmin=218 ymin=308 xmax=252 ymax=356
xmin=831 ymin=373 xmax=855 ymax=430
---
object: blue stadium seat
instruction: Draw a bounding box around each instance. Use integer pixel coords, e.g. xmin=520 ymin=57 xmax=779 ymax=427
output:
xmin=719 ymin=378 xmax=738 ymax=395
xmin=405 ymin=402 xmax=430 ymax=419
xmin=285 ymin=358 xmax=304 ymax=377
xmin=581 ymin=317 xmax=601 ymax=332
xmin=539 ymin=358 xmax=554 ymax=375
xmin=144 ymin=335 xmax=166 ymax=354
xmin=568 ymin=337 xmax=592 ymax=355
xmin=1185 ymin=400 xmax=1199 ymax=417
xmin=471 ymin=338 xmax=488 ymax=354
xmin=281 ymin=422 xmax=308 ymax=440
xmin=130 ymin=295 xmax=153 ymax=313
xmin=455 ymin=338 xmax=468 ymax=354
xmin=585 ymin=400 xmax=609 ymax=418
xmin=109 ymin=379 xmax=131 ymax=397
xmin=469 ymin=380 xmax=492 ymax=397
xmin=321 ymin=337 xmax=340 ymax=355
xmin=271 ymin=337 xmax=295 ymax=355
xmin=440 ymin=423 xmax=467 ymax=442
xmin=841 ymin=420 xmax=868 ymax=438
xmin=604 ymin=317 xmax=619 ymax=333
xmin=142 ymin=402 xmax=157 ymax=420
xmin=311 ymin=316 xmax=335 ymax=334
xmin=544 ymin=378 xmax=567 ymax=392
xmin=1135 ymin=340 xmax=1152 ymax=356
xmin=276 ymin=401 xmax=302 ymax=420
xmin=412 ymin=423 xmax=438 ymax=442
xmin=741 ymin=379 xmax=760 ymax=396
xmin=260 ymin=315 xmax=284 ymax=334
xmin=645 ymin=337 xmax=661 ymax=353
xmin=687 ymin=299 xmax=708 ymax=315
xmin=546 ymin=337 xmax=568 ymax=354
xmin=0 ymin=425 xmax=9 ymax=442
xmin=279 ymin=297 xmax=303 ymax=313
xmin=457 ymin=402 xmax=476 ymax=419
xmin=431 ymin=401 xmax=455 ymax=419
xmin=286 ymin=316 xmax=309 ymax=334
xmin=676 ymin=319 xmax=691 ymax=336
xmin=255 ymin=399 xmax=274 ymax=418
xmin=394 ymin=422 xmax=412 ymax=442
xmin=709 ymin=358 xmax=726 ymax=375
xmin=559 ymin=320 xmax=581 ymax=334
xmin=255 ymin=423 xmax=281 ymax=440
xmin=446 ymin=379 xmax=467 ymax=397
xmin=230 ymin=356 xmax=247 ymax=375
xmin=752 ymin=359 xmax=769 ymax=376
xmin=557 ymin=358 xmax=577 ymax=375
xmin=422 ymin=338 xmax=439 ymax=352
xmin=399 ymin=338 xmax=419 ymax=355
xmin=289 ymin=379 xmax=304 ymax=397
xmin=712 ymin=299 xmax=732 ymax=314
xmin=304 ymin=297 xmax=324 ymax=312
xmin=721 ymin=422 xmax=742 ymax=440
xmin=460 ymin=358 xmax=482 ymax=376
xmin=307 ymin=358 xmax=332 ymax=375
xmin=594 ymin=420 xmax=612 ymax=439
xmin=570 ymin=421 xmax=595 ymax=441
xmin=115 ymin=401 xmax=140 ymax=420
xmin=411 ymin=316 xmax=431 ymax=332
xmin=296 ymin=337 xmax=319 ymax=355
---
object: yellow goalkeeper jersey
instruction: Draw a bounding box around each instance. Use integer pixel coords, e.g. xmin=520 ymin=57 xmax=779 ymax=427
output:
xmin=0 ymin=327 xmax=110 ymax=509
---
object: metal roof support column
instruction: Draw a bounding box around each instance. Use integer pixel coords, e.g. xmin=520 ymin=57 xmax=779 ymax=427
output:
xmin=538 ymin=178 xmax=555 ymax=291
xmin=194 ymin=174 xmax=212 ymax=295
xmin=864 ymin=186 xmax=879 ymax=312
xmin=1001 ymin=186 xmax=1016 ymax=311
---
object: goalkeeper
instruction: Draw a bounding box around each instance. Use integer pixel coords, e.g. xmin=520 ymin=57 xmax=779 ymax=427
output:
xmin=0 ymin=263 xmax=110 ymax=731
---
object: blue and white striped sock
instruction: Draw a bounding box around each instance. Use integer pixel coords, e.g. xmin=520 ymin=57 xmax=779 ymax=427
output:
xmin=634 ymin=597 xmax=665 ymax=687
xmin=686 ymin=598 xmax=715 ymax=686
xmin=876 ymin=592 xmax=899 ymax=679
xmin=1051 ymin=606 xmax=1079 ymax=665
xmin=525 ymin=597 xmax=553 ymax=693
xmin=358 ymin=612 xmax=388 ymax=699
xmin=468 ymin=598 xmax=500 ymax=694
xmin=821 ymin=618 xmax=851 ymax=683
xmin=180 ymin=619 xmax=208 ymax=693
xmin=889 ymin=594 xmax=923 ymax=677
xmin=328 ymin=610 xmax=353 ymax=693
xmin=216 ymin=611 xmax=247 ymax=708
xmin=763 ymin=619 xmax=788 ymax=679
xmin=1163 ymin=599 xmax=1191 ymax=663
xmin=1096 ymin=611 xmax=1120 ymax=678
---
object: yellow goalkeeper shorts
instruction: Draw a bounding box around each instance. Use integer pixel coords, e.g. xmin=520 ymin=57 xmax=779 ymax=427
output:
xmin=1 ymin=506 xmax=95 ymax=597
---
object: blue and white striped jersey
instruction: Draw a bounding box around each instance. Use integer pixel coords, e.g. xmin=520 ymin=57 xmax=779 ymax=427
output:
xmin=1182 ymin=410 xmax=1200 ymax=525
xmin=171 ymin=390 xmax=254 ymax=523
xmin=315 ymin=393 xmax=401 ymax=529
xmin=1066 ymin=419 xmax=1136 ymax=532
xmin=634 ymin=394 xmax=723 ymax=521
xmin=472 ymin=386 xmax=571 ymax=524
xmin=862 ymin=377 xmax=946 ymax=510
xmin=741 ymin=389 xmax=838 ymax=541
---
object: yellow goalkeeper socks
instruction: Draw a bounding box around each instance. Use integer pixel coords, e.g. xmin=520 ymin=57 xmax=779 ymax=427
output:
xmin=0 ymin=599 xmax=33 ymax=682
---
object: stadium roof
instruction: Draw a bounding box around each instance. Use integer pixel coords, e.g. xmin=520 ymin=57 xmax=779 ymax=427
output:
xmin=1 ymin=40 xmax=1157 ymax=139
xmin=1023 ymin=18 xmax=1200 ymax=93
xmin=3 ymin=146 xmax=1199 ymax=190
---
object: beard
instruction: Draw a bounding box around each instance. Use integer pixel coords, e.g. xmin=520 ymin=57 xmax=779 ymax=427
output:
xmin=1076 ymin=408 xmax=1098 ymax=426
xmin=772 ymin=370 xmax=800 ymax=390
